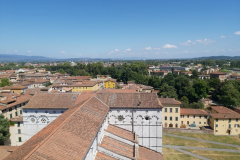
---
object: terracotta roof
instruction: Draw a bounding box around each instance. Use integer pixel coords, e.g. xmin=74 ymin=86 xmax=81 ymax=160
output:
xmin=139 ymin=146 xmax=164 ymax=160
xmin=99 ymin=136 xmax=134 ymax=159
xmin=210 ymin=113 xmax=240 ymax=119
xmin=24 ymin=88 xmax=41 ymax=95
xmin=97 ymin=89 xmax=138 ymax=93
xmin=211 ymin=106 xmax=236 ymax=114
xmin=1 ymin=94 xmax=32 ymax=110
xmin=70 ymin=81 xmax=98 ymax=87
xmin=158 ymin=98 xmax=181 ymax=105
xmin=4 ymin=96 xmax=109 ymax=160
xmin=9 ymin=116 xmax=23 ymax=122
xmin=105 ymin=125 xmax=135 ymax=142
xmin=97 ymin=93 xmax=162 ymax=108
xmin=210 ymin=72 xmax=227 ymax=75
xmin=180 ymin=108 xmax=208 ymax=115
xmin=22 ymin=93 xmax=80 ymax=109
xmin=0 ymin=146 xmax=18 ymax=160
xmin=0 ymin=105 xmax=6 ymax=110
xmin=3 ymin=84 xmax=27 ymax=90
xmin=95 ymin=152 xmax=118 ymax=160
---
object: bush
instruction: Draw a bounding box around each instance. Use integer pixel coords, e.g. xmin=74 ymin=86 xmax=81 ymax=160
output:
xmin=9 ymin=121 xmax=15 ymax=126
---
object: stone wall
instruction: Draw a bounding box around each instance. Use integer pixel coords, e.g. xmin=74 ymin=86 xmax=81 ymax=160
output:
xmin=163 ymin=128 xmax=213 ymax=134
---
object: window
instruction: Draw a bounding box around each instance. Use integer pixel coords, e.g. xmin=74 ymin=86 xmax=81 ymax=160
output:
xmin=41 ymin=118 xmax=46 ymax=123
xmin=19 ymin=137 xmax=22 ymax=142
xmin=193 ymin=121 xmax=195 ymax=124
xmin=9 ymin=108 xmax=12 ymax=112
xmin=18 ymin=122 xmax=20 ymax=127
xmin=175 ymin=117 xmax=178 ymax=121
xmin=165 ymin=116 xmax=167 ymax=120
xmin=165 ymin=108 xmax=167 ymax=112
xmin=170 ymin=117 xmax=172 ymax=121
xmin=199 ymin=122 xmax=201 ymax=124
xmin=237 ymin=119 xmax=238 ymax=122
xmin=216 ymin=119 xmax=218 ymax=122
xmin=216 ymin=124 xmax=218 ymax=127
xmin=10 ymin=114 xmax=12 ymax=119
xmin=18 ymin=129 xmax=21 ymax=134
xmin=175 ymin=108 xmax=178 ymax=113
xmin=204 ymin=116 xmax=207 ymax=119
xmin=199 ymin=116 xmax=201 ymax=119
xmin=193 ymin=115 xmax=195 ymax=118
xmin=204 ymin=122 xmax=206 ymax=124
xmin=229 ymin=124 xmax=231 ymax=129
xmin=187 ymin=115 xmax=189 ymax=118
xmin=170 ymin=108 xmax=172 ymax=113
xmin=20 ymin=110 xmax=22 ymax=115
xmin=15 ymin=112 xmax=18 ymax=116
xmin=229 ymin=119 xmax=231 ymax=123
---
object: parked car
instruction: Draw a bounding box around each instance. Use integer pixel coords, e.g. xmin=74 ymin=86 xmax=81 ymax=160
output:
xmin=189 ymin=123 xmax=196 ymax=127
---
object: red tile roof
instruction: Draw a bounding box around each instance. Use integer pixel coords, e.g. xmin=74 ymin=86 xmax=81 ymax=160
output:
xmin=139 ymin=146 xmax=164 ymax=160
xmin=158 ymin=98 xmax=182 ymax=105
xmin=4 ymin=96 xmax=109 ymax=160
xmin=99 ymin=136 xmax=134 ymax=159
xmin=180 ymin=108 xmax=208 ymax=115
xmin=98 ymin=88 xmax=138 ymax=93
xmin=105 ymin=125 xmax=136 ymax=142
xmin=22 ymin=93 xmax=80 ymax=109
xmin=95 ymin=152 xmax=118 ymax=160
xmin=210 ymin=106 xmax=240 ymax=119
xmin=97 ymin=93 xmax=162 ymax=108
xmin=9 ymin=116 xmax=23 ymax=122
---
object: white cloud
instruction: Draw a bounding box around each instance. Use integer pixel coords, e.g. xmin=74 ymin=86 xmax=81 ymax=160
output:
xmin=162 ymin=44 xmax=178 ymax=49
xmin=221 ymin=36 xmax=226 ymax=38
xmin=144 ymin=52 xmax=147 ymax=54
xmin=229 ymin=49 xmax=232 ymax=51
xmin=180 ymin=40 xmax=193 ymax=46
xmin=155 ymin=52 xmax=160 ymax=55
xmin=27 ymin=51 xmax=31 ymax=53
xmin=79 ymin=54 xmax=82 ymax=56
xmin=60 ymin=51 xmax=66 ymax=53
xmin=6 ymin=51 xmax=10 ymax=53
xmin=123 ymin=51 xmax=126 ymax=53
xmin=14 ymin=50 xmax=17 ymax=52
xmin=181 ymin=51 xmax=189 ymax=53
xmin=154 ymin=48 xmax=161 ymax=50
xmin=126 ymin=48 xmax=131 ymax=51
xmin=234 ymin=31 xmax=240 ymax=35
xmin=196 ymin=39 xmax=215 ymax=45
xmin=115 ymin=49 xmax=120 ymax=52
xmin=145 ymin=47 xmax=152 ymax=50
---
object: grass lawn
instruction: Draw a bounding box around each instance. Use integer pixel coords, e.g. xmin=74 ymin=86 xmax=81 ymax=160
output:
xmin=163 ymin=147 xmax=200 ymax=160
xmin=163 ymin=135 xmax=239 ymax=150
xmin=184 ymin=149 xmax=240 ymax=160
xmin=164 ymin=131 xmax=240 ymax=146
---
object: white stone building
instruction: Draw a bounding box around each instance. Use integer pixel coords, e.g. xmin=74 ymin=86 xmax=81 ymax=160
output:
xmin=5 ymin=92 xmax=163 ymax=160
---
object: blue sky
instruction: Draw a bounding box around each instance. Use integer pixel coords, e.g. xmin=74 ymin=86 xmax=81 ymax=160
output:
xmin=0 ymin=0 xmax=239 ymax=59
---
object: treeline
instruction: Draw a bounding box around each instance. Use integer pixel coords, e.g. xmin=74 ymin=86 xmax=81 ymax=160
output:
xmin=44 ymin=62 xmax=240 ymax=109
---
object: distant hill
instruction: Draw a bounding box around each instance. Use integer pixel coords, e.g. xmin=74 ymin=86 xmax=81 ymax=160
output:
xmin=194 ymin=56 xmax=240 ymax=60
xmin=0 ymin=54 xmax=53 ymax=62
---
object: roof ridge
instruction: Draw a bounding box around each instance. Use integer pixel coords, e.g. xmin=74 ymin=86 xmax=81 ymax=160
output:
xmin=22 ymin=96 xmax=94 ymax=160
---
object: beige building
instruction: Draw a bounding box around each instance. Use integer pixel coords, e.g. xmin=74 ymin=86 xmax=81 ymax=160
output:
xmin=4 ymin=116 xmax=25 ymax=146
xmin=0 ymin=94 xmax=32 ymax=119
xmin=180 ymin=108 xmax=208 ymax=127
xmin=159 ymin=98 xmax=181 ymax=128
xmin=209 ymin=106 xmax=240 ymax=135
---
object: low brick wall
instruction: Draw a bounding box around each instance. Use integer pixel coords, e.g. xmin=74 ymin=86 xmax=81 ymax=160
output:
xmin=163 ymin=128 xmax=213 ymax=134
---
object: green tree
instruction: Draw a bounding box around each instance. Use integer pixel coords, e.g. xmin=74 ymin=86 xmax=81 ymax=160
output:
xmin=0 ymin=78 xmax=12 ymax=87
xmin=189 ymin=101 xmax=204 ymax=109
xmin=162 ymin=73 xmax=175 ymax=86
xmin=58 ymin=68 xmax=65 ymax=74
xmin=180 ymin=96 xmax=189 ymax=104
xmin=191 ymin=70 xmax=199 ymax=78
xmin=208 ymin=78 xmax=221 ymax=89
xmin=218 ymin=82 xmax=240 ymax=107
xmin=192 ymin=79 xmax=209 ymax=100
xmin=0 ymin=115 xmax=10 ymax=143
xmin=158 ymin=83 xmax=178 ymax=99
xmin=174 ymin=75 xmax=191 ymax=98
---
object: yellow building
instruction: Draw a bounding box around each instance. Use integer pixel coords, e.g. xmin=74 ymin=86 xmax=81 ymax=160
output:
xmin=0 ymin=94 xmax=32 ymax=119
xmin=180 ymin=108 xmax=208 ymax=127
xmin=104 ymin=79 xmax=116 ymax=89
xmin=159 ymin=98 xmax=181 ymax=128
xmin=2 ymin=85 xmax=27 ymax=94
xmin=209 ymin=106 xmax=240 ymax=135
xmin=71 ymin=82 xmax=99 ymax=93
